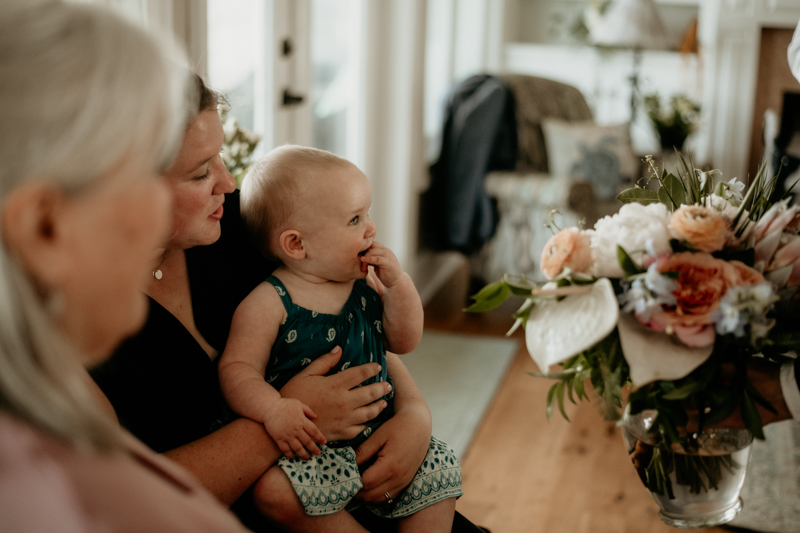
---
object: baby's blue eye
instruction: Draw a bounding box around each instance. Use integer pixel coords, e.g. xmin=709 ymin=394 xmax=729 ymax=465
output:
xmin=350 ymin=216 xmax=359 ymax=225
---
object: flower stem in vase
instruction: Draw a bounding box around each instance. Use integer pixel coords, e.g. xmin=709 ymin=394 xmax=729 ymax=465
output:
xmin=622 ymin=410 xmax=753 ymax=528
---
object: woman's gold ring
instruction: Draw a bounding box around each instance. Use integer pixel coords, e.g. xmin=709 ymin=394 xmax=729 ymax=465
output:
xmin=384 ymin=491 xmax=394 ymax=504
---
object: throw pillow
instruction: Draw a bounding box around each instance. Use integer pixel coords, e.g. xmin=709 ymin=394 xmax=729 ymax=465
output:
xmin=541 ymin=119 xmax=638 ymax=200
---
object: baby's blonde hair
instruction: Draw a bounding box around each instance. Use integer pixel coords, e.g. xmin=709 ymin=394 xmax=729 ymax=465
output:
xmin=240 ymin=145 xmax=353 ymax=259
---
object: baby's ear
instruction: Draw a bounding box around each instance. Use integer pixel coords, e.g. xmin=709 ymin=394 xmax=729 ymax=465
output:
xmin=278 ymin=229 xmax=305 ymax=260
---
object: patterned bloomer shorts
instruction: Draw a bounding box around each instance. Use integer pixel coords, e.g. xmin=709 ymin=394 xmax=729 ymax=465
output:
xmin=277 ymin=436 xmax=463 ymax=517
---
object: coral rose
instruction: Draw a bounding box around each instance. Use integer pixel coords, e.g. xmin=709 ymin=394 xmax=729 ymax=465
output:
xmin=668 ymin=205 xmax=727 ymax=252
xmin=540 ymin=227 xmax=593 ymax=279
xmin=658 ymin=252 xmax=734 ymax=319
xmin=646 ymin=252 xmax=737 ymax=347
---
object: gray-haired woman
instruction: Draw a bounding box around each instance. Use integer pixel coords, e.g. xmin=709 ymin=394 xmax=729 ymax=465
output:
xmin=0 ymin=3 xmax=250 ymax=530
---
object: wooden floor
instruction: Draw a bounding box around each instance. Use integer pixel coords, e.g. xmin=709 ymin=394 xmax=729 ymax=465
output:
xmin=423 ymin=272 xmax=731 ymax=533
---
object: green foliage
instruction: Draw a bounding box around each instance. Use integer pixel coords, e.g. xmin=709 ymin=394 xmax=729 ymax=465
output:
xmin=219 ymin=111 xmax=261 ymax=188
xmin=463 ymin=280 xmax=511 ymax=313
xmin=617 ymin=246 xmax=645 ymax=277
xmin=531 ymin=329 xmax=628 ymax=423
xmin=656 ymin=173 xmax=686 ymax=210
xmin=617 ymin=154 xmax=703 ymax=212
xmin=617 ymin=188 xmax=660 ymax=205
xmin=641 ymin=444 xmax=738 ymax=498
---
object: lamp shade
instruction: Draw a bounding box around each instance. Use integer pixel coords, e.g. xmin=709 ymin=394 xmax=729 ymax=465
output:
xmin=589 ymin=0 xmax=670 ymax=50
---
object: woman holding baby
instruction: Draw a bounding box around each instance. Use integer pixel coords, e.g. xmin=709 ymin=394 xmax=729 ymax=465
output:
xmin=86 ymin=19 xmax=483 ymax=533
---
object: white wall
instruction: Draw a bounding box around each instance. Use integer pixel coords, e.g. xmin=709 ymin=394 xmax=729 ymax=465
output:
xmin=699 ymin=0 xmax=800 ymax=181
xmin=505 ymin=43 xmax=703 ymax=156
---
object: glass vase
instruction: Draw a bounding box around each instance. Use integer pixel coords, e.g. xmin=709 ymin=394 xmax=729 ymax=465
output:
xmin=621 ymin=410 xmax=754 ymax=529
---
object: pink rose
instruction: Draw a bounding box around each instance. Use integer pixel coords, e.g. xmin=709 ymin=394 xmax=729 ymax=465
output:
xmin=540 ymin=227 xmax=593 ymax=280
xmin=637 ymin=311 xmax=717 ymax=348
xmin=668 ymin=205 xmax=727 ymax=253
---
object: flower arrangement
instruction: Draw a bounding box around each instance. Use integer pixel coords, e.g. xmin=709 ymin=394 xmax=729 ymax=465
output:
xmin=467 ymin=155 xmax=800 ymax=504
xmin=643 ymin=94 xmax=701 ymax=152
xmin=219 ymin=111 xmax=261 ymax=187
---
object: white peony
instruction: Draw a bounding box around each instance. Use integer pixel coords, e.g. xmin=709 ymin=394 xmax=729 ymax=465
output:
xmin=589 ymin=202 xmax=671 ymax=278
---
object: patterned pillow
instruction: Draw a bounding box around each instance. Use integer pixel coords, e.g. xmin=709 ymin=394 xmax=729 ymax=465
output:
xmin=541 ymin=119 xmax=638 ymax=200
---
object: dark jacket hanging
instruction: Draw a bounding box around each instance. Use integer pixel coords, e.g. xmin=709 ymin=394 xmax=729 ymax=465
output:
xmin=423 ymin=74 xmax=517 ymax=253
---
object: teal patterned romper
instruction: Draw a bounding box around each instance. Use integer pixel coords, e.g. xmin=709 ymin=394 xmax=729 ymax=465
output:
xmin=264 ymin=276 xmax=462 ymax=517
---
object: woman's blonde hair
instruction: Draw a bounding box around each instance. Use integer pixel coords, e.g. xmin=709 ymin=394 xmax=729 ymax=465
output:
xmin=0 ymin=2 xmax=189 ymax=449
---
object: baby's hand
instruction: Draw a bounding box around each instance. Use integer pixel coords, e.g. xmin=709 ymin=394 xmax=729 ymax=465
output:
xmin=263 ymin=398 xmax=327 ymax=460
xmin=360 ymin=241 xmax=404 ymax=288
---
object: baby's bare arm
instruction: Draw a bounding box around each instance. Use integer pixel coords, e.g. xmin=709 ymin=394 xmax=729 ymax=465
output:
xmin=361 ymin=242 xmax=423 ymax=354
xmin=219 ymin=284 xmax=325 ymax=459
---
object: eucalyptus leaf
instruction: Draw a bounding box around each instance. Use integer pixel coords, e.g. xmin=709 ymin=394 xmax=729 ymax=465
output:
xmin=662 ymin=381 xmax=702 ymax=400
xmin=555 ymin=382 xmax=569 ymax=421
xmin=464 ymin=281 xmax=510 ymax=313
xmin=617 ymin=188 xmax=660 ymax=205
xmin=657 ymin=174 xmax=686 ymax=210
xmin=617 ymin=245 xmax=645 ymax=277
xmin=508 ymin=286 xmax=534 ymax=297
xmin=546 ymin=382 xmax=558 ymax=420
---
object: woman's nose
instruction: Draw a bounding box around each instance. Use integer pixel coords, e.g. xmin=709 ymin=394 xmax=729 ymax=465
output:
xmin=213 ymin=155 xmax=237 ymax=195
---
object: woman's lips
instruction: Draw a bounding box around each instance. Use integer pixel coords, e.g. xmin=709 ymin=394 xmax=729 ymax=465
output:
xmin=209 ymin=204 xmax=224 ymax=221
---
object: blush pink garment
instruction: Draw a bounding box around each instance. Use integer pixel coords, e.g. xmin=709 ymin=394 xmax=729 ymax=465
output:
xmin=0 ymin=413 xmax=251 ymax=533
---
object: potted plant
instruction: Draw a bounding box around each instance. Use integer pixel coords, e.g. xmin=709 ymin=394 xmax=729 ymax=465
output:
xmin=643 ymin=94 xmax=701 ymax=152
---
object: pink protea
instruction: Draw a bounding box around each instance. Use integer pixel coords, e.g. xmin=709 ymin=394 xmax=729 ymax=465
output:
xmin=752 ymin=200 xmax=800 ymax=287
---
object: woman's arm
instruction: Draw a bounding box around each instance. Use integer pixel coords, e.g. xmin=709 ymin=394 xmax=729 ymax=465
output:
xmin=164 ymin=349 xmax=390 ymax=505
xmin=354 ymin=351 xmax=432 ymax=503
xmin=163 ymin=417 xmax=280 ymax=505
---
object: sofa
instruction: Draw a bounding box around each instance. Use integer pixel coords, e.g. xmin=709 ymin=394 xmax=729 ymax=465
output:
xmin=471 ymin=74 xmax=637 ymax=283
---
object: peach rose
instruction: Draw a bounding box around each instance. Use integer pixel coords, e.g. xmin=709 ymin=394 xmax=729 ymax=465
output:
xmin=540 ymin=227 xmax=593 ymax=280
xmin=668 ymin=205 xmax=727 ymax=253
xmin=728 ymin=260 xmax=765 ymax=286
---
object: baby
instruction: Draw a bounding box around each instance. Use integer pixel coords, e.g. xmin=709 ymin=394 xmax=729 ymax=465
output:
xmin=219 ymin=145 xmax=462 ymax=532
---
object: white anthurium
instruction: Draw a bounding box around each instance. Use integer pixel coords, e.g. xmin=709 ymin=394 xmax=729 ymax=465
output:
xmin=526 ymin=278 xmax=618 ymax=373
xmin=617 ymin=313 xmax=713 ymax=388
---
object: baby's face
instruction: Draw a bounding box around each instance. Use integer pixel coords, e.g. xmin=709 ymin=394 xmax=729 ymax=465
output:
xmin=297 ymin=164 xmax=376 ymax=282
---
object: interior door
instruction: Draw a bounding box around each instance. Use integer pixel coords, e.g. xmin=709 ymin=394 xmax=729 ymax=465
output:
xmin=207 ymin=0 xmax=311 ymax=153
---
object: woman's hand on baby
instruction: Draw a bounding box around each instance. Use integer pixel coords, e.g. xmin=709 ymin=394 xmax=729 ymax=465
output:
xmin=280 ymin=347 xmax=391 ymax=442
xmin=263 ymin=398 xmax=326 ymax=460
xmin=354 ymin=406 xmax=431 ymax=503
xmin=360 ymin=241 xmax=404 ymax=288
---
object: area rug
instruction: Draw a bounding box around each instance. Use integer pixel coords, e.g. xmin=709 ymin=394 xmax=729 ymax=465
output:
xmin=400 ymin=331 xmax=518 ymax=459
xmin=728 ymin=420 xmax=800 ymax=533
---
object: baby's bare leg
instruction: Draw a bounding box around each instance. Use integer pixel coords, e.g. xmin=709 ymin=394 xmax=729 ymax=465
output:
xmin=252 ymin=465 xmax=368 ymax=533
xmin=397 ymin=497 xmax=457 ymax=533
